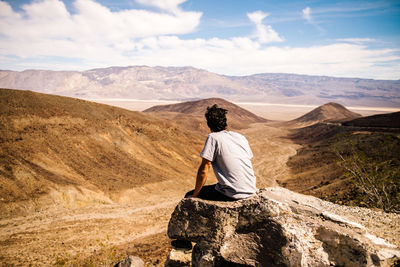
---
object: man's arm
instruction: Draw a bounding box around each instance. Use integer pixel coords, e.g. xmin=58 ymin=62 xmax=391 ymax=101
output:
xmin=189 ymin=158 xmax=211 ymax=198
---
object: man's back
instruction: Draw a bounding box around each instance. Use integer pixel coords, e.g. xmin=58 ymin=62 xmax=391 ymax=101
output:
xmin=201 ymin=130 xmax=257 ymax=199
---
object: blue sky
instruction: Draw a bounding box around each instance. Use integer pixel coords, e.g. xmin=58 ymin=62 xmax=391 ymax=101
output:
xmin=1 ymin=0 xmax=399 ymax=79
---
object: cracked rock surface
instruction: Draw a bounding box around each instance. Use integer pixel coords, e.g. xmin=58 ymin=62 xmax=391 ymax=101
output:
xmin=168 ymin=187 xmax=399 ymax=267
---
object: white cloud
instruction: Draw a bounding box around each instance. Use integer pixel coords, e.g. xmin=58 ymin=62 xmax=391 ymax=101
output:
xmin=0 ymin=1 xmax=14 ymax=16
xmin=302 ymin=6 xmax=325 ymax=34
xmin=335 ymin=38 xmax=376 ymax=43
xmin=128 ymin=37 xmax=400 ymax=79
xmin=302 ymin=7 xmax=312 ymax=22
xmin=247 ymin=11 xmax=283 ymax=43
xmin=247 ymin=10 xmax=268 ymax=24
xmin=0 ymin=0 xmax=202 ymax=49
xmin=0 ymin=1 xmax=399 ymax=80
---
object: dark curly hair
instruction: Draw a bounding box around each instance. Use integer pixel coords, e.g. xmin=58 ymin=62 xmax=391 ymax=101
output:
xmin=205 ymin=104 xmax=227 ymax=132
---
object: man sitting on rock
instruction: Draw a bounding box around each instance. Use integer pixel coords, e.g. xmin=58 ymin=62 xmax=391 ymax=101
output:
xmin=185 ymin=104 xmax=257 ymax=201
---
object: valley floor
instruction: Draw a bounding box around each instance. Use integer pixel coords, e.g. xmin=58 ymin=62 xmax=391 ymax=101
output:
xmin=0 ymin=196 xmax=179 ymax=266
xmin=0 ymin=122 xmax=399 ymax=266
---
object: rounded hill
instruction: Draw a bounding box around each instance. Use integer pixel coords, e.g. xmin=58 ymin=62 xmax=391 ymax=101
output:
xmin=144 ymin=98 xmax=269 ymax=134
xmin=291 ymin=102 xmax=361 ymax=125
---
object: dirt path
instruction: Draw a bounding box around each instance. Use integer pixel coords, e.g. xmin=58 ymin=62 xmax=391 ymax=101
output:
xmin=0 ymin=123 xmax=301 ymax=266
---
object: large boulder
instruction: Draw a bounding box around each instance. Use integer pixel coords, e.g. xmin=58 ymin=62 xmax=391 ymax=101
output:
xmin=167 ymin=187 xmax=399 ymax=267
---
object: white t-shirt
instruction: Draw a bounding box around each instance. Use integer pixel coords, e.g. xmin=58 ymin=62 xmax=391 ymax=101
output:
xmin=200 ymin=130 xmax=257 ymax=199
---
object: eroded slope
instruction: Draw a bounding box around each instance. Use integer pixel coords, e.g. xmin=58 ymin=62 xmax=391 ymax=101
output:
xmin=0 ymin=89 xmax=203 ymax=216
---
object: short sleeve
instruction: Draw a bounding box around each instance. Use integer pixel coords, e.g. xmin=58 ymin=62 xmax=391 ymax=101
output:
xmin=200 ymin=135 xmax=217 ymax=162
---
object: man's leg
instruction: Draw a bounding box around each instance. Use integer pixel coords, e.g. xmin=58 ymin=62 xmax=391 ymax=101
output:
xmin=185 ymin=184 xmax=236 ymax=201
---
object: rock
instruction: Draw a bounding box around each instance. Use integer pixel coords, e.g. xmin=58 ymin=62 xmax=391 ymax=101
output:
xmin=167 ymin=187 xmax=400 ymax=267
xmin=165 ymin=248 xmax=192 ymax=267
xmin=114 ymin=255 xmax=144 ymax=267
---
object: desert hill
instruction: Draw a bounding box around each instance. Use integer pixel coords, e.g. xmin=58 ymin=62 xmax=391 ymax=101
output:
xmin=0 ymin=88 xmax=204 ymax=216
xmin=143 ymin=98 xmax=268 ymax=134
xmin=343 ymin=111 xmax=400 ymax=128
xmin=283 ymin=111 xmax=400 ymax=212
xmin=1 ymin=66 xmax=399 ymax=107
xmin=289 ymin=102 xmax=361 ymax=127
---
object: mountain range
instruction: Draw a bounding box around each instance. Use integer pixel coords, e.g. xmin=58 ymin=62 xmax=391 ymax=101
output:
xmin=1 ymin=66 xmax=399 ymax=107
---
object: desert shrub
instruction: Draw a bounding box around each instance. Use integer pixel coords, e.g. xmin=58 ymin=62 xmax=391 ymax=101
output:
xmin=334 ymin=133 xmax=400 ymax=212
xmin=53 ymin=238 xmax=124 ymax=267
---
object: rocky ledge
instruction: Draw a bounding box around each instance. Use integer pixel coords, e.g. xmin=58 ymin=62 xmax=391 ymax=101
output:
xmin=167 ymin=187 xmax=399 ymax=267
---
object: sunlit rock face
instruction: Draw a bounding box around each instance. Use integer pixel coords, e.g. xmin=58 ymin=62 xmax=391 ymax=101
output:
xmin=167 ymin=187 xmax=399 ymax=267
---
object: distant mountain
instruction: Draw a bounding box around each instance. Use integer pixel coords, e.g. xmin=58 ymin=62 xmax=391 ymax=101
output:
xmin=0 ymin=88 xmax=203 ymax=216
xmin=343 ymin=111 xmax=400 ymax=128
xmin=144 ymin=98 xmax=268 ymax=134
xmin=290 ymin=102 xmax=362 ymax=126
xmin=0 ymin=66 xmax=399 ymax=107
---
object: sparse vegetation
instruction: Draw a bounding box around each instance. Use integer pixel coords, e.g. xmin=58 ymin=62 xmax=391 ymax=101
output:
xmin=286 ymin=120 xmax=400 ymax=213
xmin=333 ymin=133 xmax=400 ymax=213
xmin=53 ymin=238 xmax=124 ymax=267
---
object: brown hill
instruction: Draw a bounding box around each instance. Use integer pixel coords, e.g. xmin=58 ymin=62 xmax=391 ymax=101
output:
xmin=289 ymin=102 xmax=361 ymax=126
xmin=343 ymin=111 xmax=400 ymax=128
xmin=0 ymin=89 xmax=204 ymax=216
xmin=283 ymin=119 xmax=400 ymax=212
xmin=143 ymin=98 xmax=269 ymax=134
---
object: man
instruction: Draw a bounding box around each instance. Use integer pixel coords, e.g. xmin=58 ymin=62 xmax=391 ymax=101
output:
xmin=185 ymin=104 xmax=257 ymax=201
xmin=172 ymin=104 xmax=257 ymax=250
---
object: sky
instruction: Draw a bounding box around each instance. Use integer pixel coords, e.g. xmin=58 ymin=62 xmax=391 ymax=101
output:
xmin=0 ymin=0 xmax=400 ymax=79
